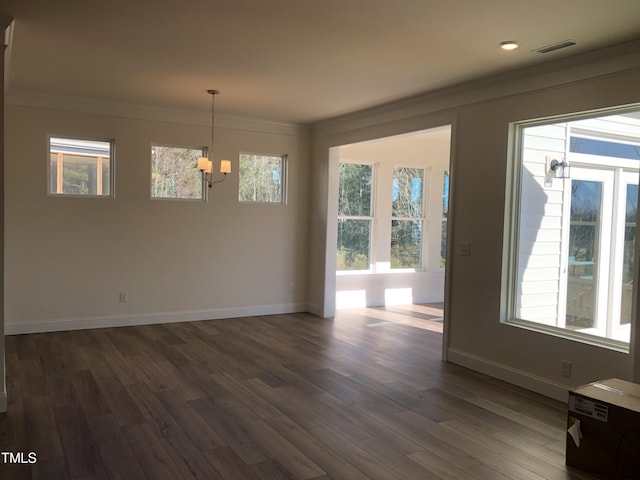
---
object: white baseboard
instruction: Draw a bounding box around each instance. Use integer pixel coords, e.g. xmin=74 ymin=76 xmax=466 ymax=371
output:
xmin=5 ymin=303 xmax=310 ymax=335
xmin=447 ymin=348 xmax=571 ymax=403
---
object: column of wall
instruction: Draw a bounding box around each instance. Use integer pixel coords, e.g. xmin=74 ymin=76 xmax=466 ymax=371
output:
xmin=0 ymin=15 xmax=14 ymax=413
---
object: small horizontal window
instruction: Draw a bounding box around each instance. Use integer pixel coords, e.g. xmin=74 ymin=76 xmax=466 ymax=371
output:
xmin=151 ymin=144 xmax=205 ymax=200
xmin=239 ymin=153 xmax=287 ymax=203
xmin=49 ymin=137 xmax=113 ymax=196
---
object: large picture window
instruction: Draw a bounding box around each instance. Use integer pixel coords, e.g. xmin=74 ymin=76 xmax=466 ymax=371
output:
xmin=506 ymin=107 xmax=640 ymax=347
xmin=49 ymin=137 xmax=113 ymax=196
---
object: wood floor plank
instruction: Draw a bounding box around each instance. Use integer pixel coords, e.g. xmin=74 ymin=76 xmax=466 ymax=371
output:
xmin=53 ymin=404 xmax=107 ymax=479
xmin=264 ymin=414 xmax=374 ymax=480
xmin=122 ymin=422 xmax=187 ymax=480
xmin=71 ymin=370 xmax=113 ymax=419
xmin=309 ymin=424 xmax=407 ymax=480
xmin=1 ymin=304 xmax=597 ymax=480
xmin=124 ymin=382 xmax=184 ymax=438
xmin=353 ymin=435 xmax=443 ymax=480
xmin=201 ymin=447 xmax=263 ymax=480
xmin=439 ymin=418 xmax=576 ymax=480
xmin=86 ymin=413 xmax=147 ymax=480
xmin=23 ymin=396 xmax=65 ymax=461
xmin=162 ymin=434 xmax=225 ymax=480
xmin=209 ymin=372 xmax=282 ymax=419
xmin=189 ymin=397 xmax=267 ymax=465
xmin=155 ymin=389 xmax=227 ymax=450
xmin=231 ymin=407 xmax=326 ymax=479
xmin=92 ymin=375 xmax=146 ymax=428
xmin=244 ymin=379 xmax=325 ymax=430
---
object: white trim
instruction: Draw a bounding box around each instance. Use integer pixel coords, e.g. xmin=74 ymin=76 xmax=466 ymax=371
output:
xmin=5 ymin=89 xmax=309 ymax=137
xmin=447 ymin=348 xmax=570 ymax=402
xmin=5 ymin=303 xmax=309 ymax=335
xmin=0 ymin=392 xmax=6 ymax=413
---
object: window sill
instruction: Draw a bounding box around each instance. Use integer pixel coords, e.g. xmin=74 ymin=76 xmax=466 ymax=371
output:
xmin=504 ymin=318 xmax=630 ymax=354
xmin=337 ymin=269 xmax=437 ymax=276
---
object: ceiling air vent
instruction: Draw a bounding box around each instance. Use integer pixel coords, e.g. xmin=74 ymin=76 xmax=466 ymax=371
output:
xmin=534 ymin=39 xmax=577 ymax=54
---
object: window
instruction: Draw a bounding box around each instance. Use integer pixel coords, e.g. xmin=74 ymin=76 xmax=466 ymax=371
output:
xmin=391 ymin=167 xmax=426 ymax=269
xmin=239 ymin=153 xmax=287 ymax=203
xmin=337 ymin=163 xmax=373 ymax=271
xmin=506 ymin=107 xmax=640 ymax=347
xmin=49 ymin=137 xmax=113 ymax=196
xmin=441 ymin=171 xmax=449 ymax=267
xmin=151 ymin=145 xmax=205 ymax=200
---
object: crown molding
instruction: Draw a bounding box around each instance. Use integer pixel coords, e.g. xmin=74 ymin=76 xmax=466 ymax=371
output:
xmin=312 ymin=39 xmax=640 ymax=138
xmin=5 ymin=89 xmax=310 ymax=137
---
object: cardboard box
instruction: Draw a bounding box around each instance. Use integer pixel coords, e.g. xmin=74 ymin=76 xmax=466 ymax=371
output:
xmin=566 ymin=378 xmax=640 ymax=479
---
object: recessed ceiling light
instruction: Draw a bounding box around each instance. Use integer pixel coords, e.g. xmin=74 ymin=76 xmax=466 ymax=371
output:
xmin=499 ymin=41 xmax=519 ymax=51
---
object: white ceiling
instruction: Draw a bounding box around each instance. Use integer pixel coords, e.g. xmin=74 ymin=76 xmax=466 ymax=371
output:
xmin=3 ymin=0 xmax=640 ymax=124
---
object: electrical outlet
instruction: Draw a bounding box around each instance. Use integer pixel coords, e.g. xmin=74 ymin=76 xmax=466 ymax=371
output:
xmin=119 ymin=291 xmax=128 ymax=303
xmin=288 ymin=283 xmax=295 ymax=294
xmin=561 ymin=360 xmax=572 ymax=378
xmin=460 ymin=241 xmax=471 ymax=256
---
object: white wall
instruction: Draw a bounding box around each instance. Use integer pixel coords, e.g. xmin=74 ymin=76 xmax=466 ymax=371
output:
xmin=310 ymin=40 xmax=640 ymax=400
xmin=5 ymin=105 xmax=310 ymax=333
xmin=335 ymin=128 xmax=450 ymax=308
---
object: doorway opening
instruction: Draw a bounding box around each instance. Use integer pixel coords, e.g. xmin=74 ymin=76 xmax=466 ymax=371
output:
xmin=332 ymin=125 xmax=452 ymax=331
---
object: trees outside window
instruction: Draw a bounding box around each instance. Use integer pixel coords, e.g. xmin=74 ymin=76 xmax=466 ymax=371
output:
xmin=151 ymin=145 xmax=204 ymax=200
xmin=337 ymin=163 xmax=373 ymax=270
xmin=391 ymin=167 xmax=425 ymax=268
xmin=336 ymin=163 xmax=430 ymax=272
xmin=239 ymin=153 xmax=286 ymax=203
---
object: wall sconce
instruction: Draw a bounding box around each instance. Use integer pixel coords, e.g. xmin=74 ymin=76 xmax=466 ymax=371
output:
xmin=197 ymin=89 xmax=231 ymax=197
xmin=549 ymin=158 xmax=570 ymax=179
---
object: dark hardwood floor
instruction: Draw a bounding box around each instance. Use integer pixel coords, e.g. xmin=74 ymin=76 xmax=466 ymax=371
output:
xmin=0 ymin=305 xmax=595 ymax=479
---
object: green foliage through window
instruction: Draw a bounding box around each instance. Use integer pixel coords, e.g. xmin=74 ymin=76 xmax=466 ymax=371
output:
xmin=337 ymin=219 xmax=371 ymax=270
xmin=339 ymin=163 xmax=373 ymax=216
xmin=441 ymin=171 xmax=449 ymax=267
xmin=391 ymin=167 xmax=425 ymax=269
xmin=337 ymin=163 xmax=373 ymax=270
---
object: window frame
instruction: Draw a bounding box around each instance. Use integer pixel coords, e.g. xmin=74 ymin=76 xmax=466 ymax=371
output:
xmin=150 ymin=143 xmax=207 ymax=201
xmin=390 ymin=165 xmax=428 ymax=271
xmin=48 ymin=135 xmax=115 ymax=198
xmin=336 ymin=161 xmax=376 ymax=273
xmin=441 ymin=170 xmax=450 ymax=269
xmin=238 ymin=152 xmax=288 ymax=205
xmin=503 ymin=104 xmax=640 ymax=352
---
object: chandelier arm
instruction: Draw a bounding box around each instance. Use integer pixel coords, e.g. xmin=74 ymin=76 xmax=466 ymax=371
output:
xmin=209 ymin=174 xmax=227 ymax=187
